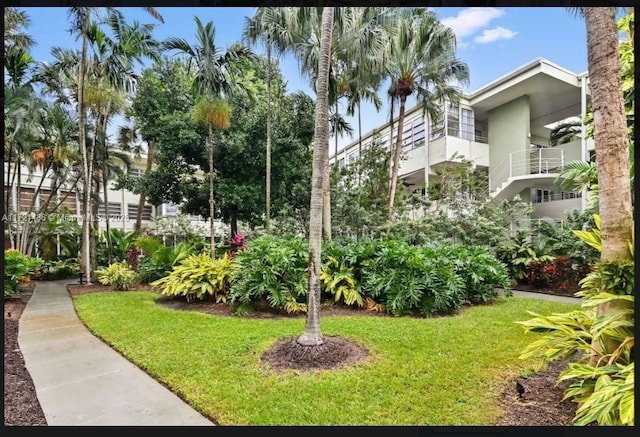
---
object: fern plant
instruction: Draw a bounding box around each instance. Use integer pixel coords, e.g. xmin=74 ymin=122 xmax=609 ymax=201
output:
xmin=96 ymin=262 xmax=138 ymax=291
xmin=151 ymin=253 xmax=238 ymax=302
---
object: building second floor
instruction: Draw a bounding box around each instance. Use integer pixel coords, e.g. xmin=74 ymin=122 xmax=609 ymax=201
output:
xmin=330 ymin=58 xmax=595 ymax=213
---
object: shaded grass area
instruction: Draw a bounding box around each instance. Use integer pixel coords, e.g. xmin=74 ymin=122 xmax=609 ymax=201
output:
xmin=72 ymin=292 xmax=580 ymax=425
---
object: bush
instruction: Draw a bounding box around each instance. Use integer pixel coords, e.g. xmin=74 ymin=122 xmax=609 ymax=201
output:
xmin=151 ymin=253 xmax=238 ymax=303
xmin=361 ymin=240 xmax=465 ymax=316
xmin=229 ymin=235 xmax=308 ymax=314
xmin=440 ymin=246 xmax=511 ymax=302
xmin=96 ymin=262 xmax=139 ymax=291
xmin=4 ymin=249 xmax=43 ymax=297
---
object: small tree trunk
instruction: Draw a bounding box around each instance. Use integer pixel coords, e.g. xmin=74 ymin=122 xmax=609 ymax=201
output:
xmin=387 ymin=94 xmax=408 ymax=221
xmin=136 ymin=141 xmax=155 ymax=232
xmin=209 ymin=127 xmax=216 ymax=259
xmin=266 ymin=43 xmax=272 ymax=233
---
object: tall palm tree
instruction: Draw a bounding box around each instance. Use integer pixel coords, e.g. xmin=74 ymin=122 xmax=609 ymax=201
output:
xmin=243 ymin=7 xmax=288 ymax=234
xmin=578 ymin=7 xmax=633 ymax=364
xmin=248 ymin=7 xmax=398 ymax=240
xmin=298 ymin=7 xmax=334 ymax=348
xmin=66 ymin=6 xmax=163 ymax=283
xmin=163 ymin=16 xmax=255 ymax=258
xmin=385 ymin=8 xmax=469 ymax=221
xmin=4 ymin=7 xmax=35 ymax=53
xmin=190 ymin=96 xmax=231 ymax=257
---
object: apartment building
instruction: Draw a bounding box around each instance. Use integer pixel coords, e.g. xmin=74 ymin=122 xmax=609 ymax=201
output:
xmin=4 ymin=151 xmax=214 ymax=253
xmin=331 ymin=58 xmax=594 ymax=223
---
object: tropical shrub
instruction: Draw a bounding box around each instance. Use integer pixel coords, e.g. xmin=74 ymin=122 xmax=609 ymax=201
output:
xmin=36 ymin=258 xmax=81 ymax=280
xmin=4 ymin=249 xmax=43 ymax=297
xmin=516 ymin=218 xmax=634 ymax=426
xmin=229 ymin=235 xmax=308 ymax=314
xmin=136 ymin=238 xmax=198 ymax=284
xmin=361 ymin=240 xmax=465 ymax=316
xmin=151 ymin=253 xmax=238 ymax=303
xmin=96 ymin=261 xmax=138 ymax=291
xmin=441 ymin=246 xmax=511 ymax=302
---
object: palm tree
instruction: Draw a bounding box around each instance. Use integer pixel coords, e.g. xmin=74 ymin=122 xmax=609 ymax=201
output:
xmin=249 ymin=7 xmax=398 ymax=240
xmin=163 ymin=16 xmax=255 ymax=258
xmin=385 ymin=8 xmax=469 ymax=221
xmin=190 ymin=96 xmax=231 ymax=257
xmin=243 ymin=7 xmax=288 ymax=234
xmin=66 ymin=6 xmax=163 ymax=283
xmin=4 ymin=7 xmax=35 ymax=53
xmin=298 ymin=7 xmax=334 ymax=347
xmin=577 ymin=7 xmax=634 ymax=364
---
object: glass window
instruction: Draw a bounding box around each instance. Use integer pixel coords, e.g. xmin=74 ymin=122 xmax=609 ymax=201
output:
xmin=447 ymin=103 xmax=460 ymax=137
xmin=460 ymin=108 xmax=474 ymax=140
xmin=348 ymin=150 xmax=359 ymax=165
xmin=430 ymin=112 xmax=445 ymax=141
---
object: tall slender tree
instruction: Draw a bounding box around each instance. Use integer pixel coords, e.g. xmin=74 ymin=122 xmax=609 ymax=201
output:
xmin=163 ymin=17 xmax=255 ymax=257
xmin=580 ymin=7 xmax=634 ymax=364
xmin=298 ymin=7 xmax=334 ymax=347
xmin=244 ymin=7 xmax=398 ymax=240
xmin=385 ymin=8 xmax=469 ymax=221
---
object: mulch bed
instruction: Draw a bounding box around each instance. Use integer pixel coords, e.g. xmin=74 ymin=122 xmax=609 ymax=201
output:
xmin=5 ymin=280 xmax=579 ymax=426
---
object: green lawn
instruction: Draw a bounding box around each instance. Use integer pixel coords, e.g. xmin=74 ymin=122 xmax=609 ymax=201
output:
xmin=73 ymin=292 xmax=580 ymax=425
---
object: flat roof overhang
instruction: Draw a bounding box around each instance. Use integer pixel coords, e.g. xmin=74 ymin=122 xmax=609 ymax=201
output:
xmin=467 ymin=59 xmax=587 ymax=139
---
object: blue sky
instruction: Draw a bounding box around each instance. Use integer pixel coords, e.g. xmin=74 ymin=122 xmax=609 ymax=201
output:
xmin=23 ymin=6 xmax=591 ymax=152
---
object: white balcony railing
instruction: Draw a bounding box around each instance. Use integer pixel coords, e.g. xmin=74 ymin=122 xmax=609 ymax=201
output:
xmin=490 ymin=148 xmax=565 ymax=193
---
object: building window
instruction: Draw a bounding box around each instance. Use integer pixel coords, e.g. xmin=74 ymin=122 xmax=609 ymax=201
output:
xmin=128 ymin=203 xmax=152 ymax=220
xmin=348 ymin=150 xmax=359 ymax=165
xmin=128 ymin=168 xmax=144 ymax=180
xmin=430 ymin=112 xmax=445 ymax=141
xmin=532 ymin=189 xmax=552 ymax=203
xmin=338 ymin=158 xmax=345 ymax=170
xmin=460 ymin=108 xmax=474 ymax=140
xmin=98 ymin=202 xmax=122 ymax=216
xmin=447 ymin=103 xmax=460 ymax=137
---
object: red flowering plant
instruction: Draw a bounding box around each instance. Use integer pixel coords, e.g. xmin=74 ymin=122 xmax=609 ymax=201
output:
xmin=228 ymin=232 xmax=246 ymax=258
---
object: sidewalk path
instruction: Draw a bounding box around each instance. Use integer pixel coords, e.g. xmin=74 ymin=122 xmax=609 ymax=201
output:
xmin=18 ymin=280 xmax=215 ymax=426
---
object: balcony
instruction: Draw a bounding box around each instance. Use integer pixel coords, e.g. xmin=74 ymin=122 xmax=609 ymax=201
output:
xmin=489 ymin=148 xmax=565 ymax=201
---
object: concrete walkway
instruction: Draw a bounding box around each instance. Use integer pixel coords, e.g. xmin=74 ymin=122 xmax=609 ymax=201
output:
xmin=498 ymin=287 xmax=582 ymax=305
xmin=18 ymin=280 xmax=215 ymax=426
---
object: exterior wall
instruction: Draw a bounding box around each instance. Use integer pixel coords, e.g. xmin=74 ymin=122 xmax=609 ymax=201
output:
xmin=555 ymin=139 xmax=582 ymax=163
xmin=533 ymin=197 xmax=582 ymax=219
xmin=399 ymin=144 xmax=427 ymax=178
xmin=488 ymin=95 xmax=531 ymax=191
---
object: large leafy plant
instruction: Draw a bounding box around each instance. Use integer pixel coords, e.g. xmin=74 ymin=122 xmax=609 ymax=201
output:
xmin=4 ymin=249 xmax=43 ymax=297
xmin=96 ymin=262 xmax=139 ymax=291
xmin=516 ymin=217 xmax=634 ymax=426
xmin=151 ymin=253 xmax=238 ymax=303
xmin=229 ymin=235 xmax=308 ymax=314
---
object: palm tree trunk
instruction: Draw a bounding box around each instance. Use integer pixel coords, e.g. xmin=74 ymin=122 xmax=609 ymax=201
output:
xmin=79 ymin=33 xmax=92 ymax=285
xmin=357 ymin=102 xmax=363 ymax=185
xmin=322 ymin=144 xmax=331 ymax=240
xmin=103 ymin=167 xmax=112 ymax=264
xmin=266 ymin=43 xmax=272 ymax=233
xmin=298 ymin=6 xmax=334 ymax=347
xmin=209 ymin=126 xmax=216 ymax=259
xmin=387 ymin=94 xmax=407 ymax=221
xmin=136 ymin=141 xmax=155 ymax=232
xmin=583 ymin=7 xmax=634 ymax=365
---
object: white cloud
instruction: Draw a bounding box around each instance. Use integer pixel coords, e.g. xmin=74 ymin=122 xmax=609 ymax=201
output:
xmin=440 ymin=7 xmax=505 ymax=40
xmin=473 ymin=26 xmax=518 ymax=44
